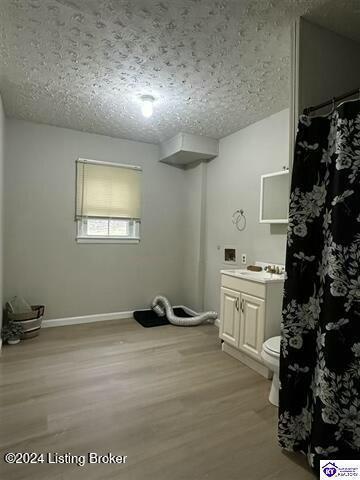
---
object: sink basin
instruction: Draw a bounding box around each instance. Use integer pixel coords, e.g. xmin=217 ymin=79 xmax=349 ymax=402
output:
xmin=221 ymin=268 xmax=284 ymax=284
xmin=231 ymin=269 xmax=256 ymax=275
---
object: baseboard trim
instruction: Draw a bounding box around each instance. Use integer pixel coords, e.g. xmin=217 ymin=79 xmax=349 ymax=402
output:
xmin=42 ymin=310 xmax=133 ymax=328
xmin=180 ymin=305 xmax=198 ymax=317
xmin=42 ymin=305 xmax=204 ymax=329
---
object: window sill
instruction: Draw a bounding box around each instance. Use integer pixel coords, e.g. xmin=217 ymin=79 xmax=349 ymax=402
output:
xmin=76 ymin=237 xmax=140 ymax=244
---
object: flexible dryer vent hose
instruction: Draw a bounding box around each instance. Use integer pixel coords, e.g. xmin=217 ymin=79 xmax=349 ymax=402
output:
xmin=151 ymin=295 xmax=218 ymax=326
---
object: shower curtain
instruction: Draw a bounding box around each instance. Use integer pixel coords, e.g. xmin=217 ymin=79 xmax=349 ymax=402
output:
xmin=278 ymin=99 xmax=360 ymax=471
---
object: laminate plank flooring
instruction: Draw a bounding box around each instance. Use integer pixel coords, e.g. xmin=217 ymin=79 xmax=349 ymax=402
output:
xmin=0 ymin=319 xmax=314 ymax=479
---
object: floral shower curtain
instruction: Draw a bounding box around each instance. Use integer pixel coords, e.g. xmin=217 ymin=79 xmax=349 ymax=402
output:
xmin=278 ymin=99 xmax=360 ymax=471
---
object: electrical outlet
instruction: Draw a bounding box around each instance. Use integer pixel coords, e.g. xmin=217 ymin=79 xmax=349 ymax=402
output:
xmin=241 ymin=253 xmax=247 ymax=264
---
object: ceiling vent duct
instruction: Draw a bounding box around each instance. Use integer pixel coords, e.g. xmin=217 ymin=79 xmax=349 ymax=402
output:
xmin=159 ymin=133 xmax=219 ymax=167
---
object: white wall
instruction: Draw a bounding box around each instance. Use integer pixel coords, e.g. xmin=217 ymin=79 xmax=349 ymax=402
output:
xmin=182 ymin=162 xmax=207 ymax=312
xmin=0 ymin=94 xmax=4 ymax=333
xmin=4 ymin=119 xmax=187 ymax=320
xmin=297 ymin=18 xmax=360 ymax=115
xmin=3 ymin=110 xmax=290 ymax=320
xmin=204 ymin=109 xmax=289 ymax=313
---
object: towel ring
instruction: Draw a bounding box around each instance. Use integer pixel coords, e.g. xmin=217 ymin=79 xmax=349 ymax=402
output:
xmin=232 ymin=209 xmax=246 ymax=232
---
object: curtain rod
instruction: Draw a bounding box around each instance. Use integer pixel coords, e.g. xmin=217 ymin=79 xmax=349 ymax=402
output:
xmin=303 ymin=88 xmax=360 ymax=115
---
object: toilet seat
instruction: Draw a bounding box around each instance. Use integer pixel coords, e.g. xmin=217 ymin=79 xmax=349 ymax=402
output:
xmin=263 ymin=336 xmax=281 ymax=356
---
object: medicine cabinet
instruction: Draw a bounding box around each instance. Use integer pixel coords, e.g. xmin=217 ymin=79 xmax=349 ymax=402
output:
xmin=259 ymin=170 xmax=289 ymax=224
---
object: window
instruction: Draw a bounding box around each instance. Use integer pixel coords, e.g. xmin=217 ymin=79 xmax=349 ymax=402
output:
xmin=75 ymin=158 xmax=141 ymax=243
xmin=77 ymin=218 xmax=140 ymax=239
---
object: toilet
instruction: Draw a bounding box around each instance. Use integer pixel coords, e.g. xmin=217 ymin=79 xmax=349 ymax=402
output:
xmin=261 ymin=336 xmax=281 ymax=407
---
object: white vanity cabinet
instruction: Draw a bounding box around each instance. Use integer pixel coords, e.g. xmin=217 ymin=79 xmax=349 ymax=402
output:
xmin=220 ymin=287 xmax=241 ymax=348
xmin=238 ymin=293 xmax=265 ymax=359
xmin=219 ymin=268 xmax=284 ymax=378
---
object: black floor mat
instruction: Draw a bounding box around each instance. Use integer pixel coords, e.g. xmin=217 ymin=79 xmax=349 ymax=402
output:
xmin=133 ymin=308 xmax=192 ymax=328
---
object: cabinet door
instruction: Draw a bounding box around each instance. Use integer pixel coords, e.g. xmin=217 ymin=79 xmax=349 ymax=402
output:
xmin=239 ymin=293 xmax=265 ymax=360
xmin=219 ymin=287 xmax=240 ymax=347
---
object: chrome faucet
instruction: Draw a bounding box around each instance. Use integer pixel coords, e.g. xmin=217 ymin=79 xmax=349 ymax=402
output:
xmin=265 ymin=265 xmax=284 ymax=275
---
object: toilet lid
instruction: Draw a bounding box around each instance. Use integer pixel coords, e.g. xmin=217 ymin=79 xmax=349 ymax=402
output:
xmin=264 ymin=336 xmax=281 ymax=354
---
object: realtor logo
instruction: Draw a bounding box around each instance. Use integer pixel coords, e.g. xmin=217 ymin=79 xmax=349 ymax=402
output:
xmin=320 ymin=460 xmax=360 ymax=479
xmin=322 ymin=462 xmax=338 ymax=478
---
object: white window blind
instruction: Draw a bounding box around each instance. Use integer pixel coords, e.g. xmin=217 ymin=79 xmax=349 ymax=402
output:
xmin=75 ymin=159 xmax=142 ymax=220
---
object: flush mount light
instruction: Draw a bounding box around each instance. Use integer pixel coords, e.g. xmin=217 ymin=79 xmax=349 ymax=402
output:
xmin=140 ymin=95 xmax=155 ymax=118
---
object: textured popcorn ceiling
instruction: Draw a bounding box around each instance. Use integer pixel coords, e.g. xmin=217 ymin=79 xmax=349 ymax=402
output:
xmin=0 ymin=0 xmax=332 ymax=143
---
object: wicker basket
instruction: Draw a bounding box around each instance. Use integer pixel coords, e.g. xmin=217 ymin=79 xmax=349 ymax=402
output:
xmin=5 ymin=304 xmax=45 ymax=339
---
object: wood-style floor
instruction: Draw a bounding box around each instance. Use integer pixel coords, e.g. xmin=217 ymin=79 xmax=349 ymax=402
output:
xmin=0 ymin=319 xmax=314 ymax=480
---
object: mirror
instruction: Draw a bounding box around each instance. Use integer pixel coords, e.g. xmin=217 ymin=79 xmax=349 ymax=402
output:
xmin=260 ymin=170 xmax=289 ymax=223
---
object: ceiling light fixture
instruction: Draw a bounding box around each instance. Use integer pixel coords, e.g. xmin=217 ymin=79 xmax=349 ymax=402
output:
xmin=141 ymin=95 xmax=155 ymax=118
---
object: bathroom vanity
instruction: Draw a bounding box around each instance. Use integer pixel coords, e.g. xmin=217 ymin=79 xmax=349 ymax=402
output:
xmin=219 ymin=264 xmax=284 ymax=378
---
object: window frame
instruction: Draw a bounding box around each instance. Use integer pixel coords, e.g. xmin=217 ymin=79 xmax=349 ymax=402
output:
xmin=76 ymin=217 xmax=140 ymax=244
